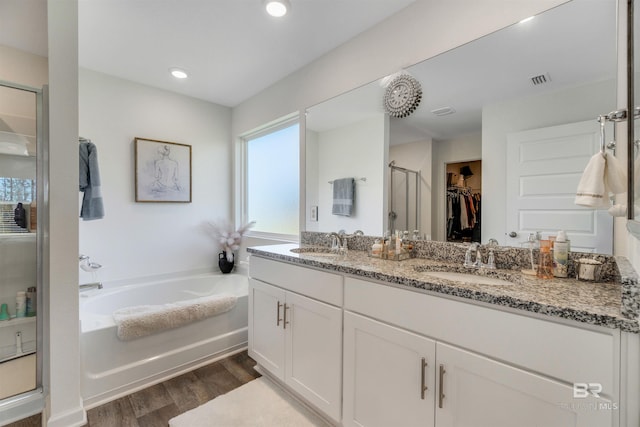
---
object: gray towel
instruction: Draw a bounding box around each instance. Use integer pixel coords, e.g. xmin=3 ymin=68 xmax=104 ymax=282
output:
xmin=332 ymin=177 xmax=355 ymax=216
xmin=79 ymin=140 xmax=105 ymax=220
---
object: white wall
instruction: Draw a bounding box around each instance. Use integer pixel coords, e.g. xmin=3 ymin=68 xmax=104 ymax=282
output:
xmin=47 ymin=0 xmax=85 ymax=425
xmin=482 ymin=78 xmax=616 ymax=248
xmin=389 ymin=139 xmax=433 ymax=237
xmin=432 ymin=132 xmax=482 ymax=241
xmin=79 ymin=69 xmax=232 ymax=283
xmin=305 ymin=130 xmax=319 ymax=232
xmin=310 ymin=116 xmax=386 ymax=235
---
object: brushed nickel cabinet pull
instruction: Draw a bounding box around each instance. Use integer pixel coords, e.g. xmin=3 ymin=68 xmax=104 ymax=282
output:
xmin=421 ymin=357 xmax=428 ymax=399
xmin=283 ymin=303 xmax=290 ymax=329
xmin=439 ymin=364 xmax=446 ymax=408
xmin=276 ymin=301 xmax=283 ymax=327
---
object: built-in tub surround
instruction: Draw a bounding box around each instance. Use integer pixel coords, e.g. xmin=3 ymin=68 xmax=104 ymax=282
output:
xmin=79 ymin=272 xmax=249 ymax=408
xmin=251 ymin=233 xmax=639 ymax=333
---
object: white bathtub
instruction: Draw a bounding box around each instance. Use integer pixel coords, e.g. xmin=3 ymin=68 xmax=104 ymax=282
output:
xmin=79 ymin=272 xmax=248 ymax=407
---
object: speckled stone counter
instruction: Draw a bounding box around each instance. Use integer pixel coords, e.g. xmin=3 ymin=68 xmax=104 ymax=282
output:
xmin=247 ymin=241 xmax=640 ymax=333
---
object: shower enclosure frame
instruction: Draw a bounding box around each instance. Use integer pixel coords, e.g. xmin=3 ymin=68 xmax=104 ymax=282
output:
xmin=388 ymin=161 xmax=421 ymax=234
xmin=0 ymin=79 xmax=48 ymax=423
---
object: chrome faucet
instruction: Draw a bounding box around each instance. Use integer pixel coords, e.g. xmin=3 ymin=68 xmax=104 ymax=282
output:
xmin=463 ymin=242 xmax=483 ymax=268
xmin=327 ymin=229 xmax=363 ymax=253
xmin=327 ymin=232 xmax=344 ymax=252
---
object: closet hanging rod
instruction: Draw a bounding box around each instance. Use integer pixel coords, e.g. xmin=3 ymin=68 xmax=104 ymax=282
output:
xmin=328 ymin=177 xmax=366 ymax=184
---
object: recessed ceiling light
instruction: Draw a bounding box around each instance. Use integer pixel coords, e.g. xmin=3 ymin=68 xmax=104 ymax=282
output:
xmin=519 ymin=16 xmax=535 ymax=24
xmin=265 ymin=0 xmax=290 ymax=17
xmin=169 ymin=68 xmax=188 ymax=79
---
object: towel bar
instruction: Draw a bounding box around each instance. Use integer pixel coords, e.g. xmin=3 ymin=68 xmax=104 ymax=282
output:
xmin=328 ymin=177 xmax=366 ymax=184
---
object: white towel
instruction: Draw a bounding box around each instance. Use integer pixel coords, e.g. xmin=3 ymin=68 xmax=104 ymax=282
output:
xmin=113 ymin=293 xmax=237 ymax=341
xmin=608 ymin=203 xmax=627 ymax=217
xmin=575 ymin=152 xmax=626 ymax=208
xmin=604 ymin=151 xmax=626 ymax=194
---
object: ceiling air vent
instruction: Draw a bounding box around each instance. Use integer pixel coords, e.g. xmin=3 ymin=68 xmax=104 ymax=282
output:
xmin=530 ymin=73 xmax=551 ymax=86
xmin=431 ymin=107 xmax=456 ymax=116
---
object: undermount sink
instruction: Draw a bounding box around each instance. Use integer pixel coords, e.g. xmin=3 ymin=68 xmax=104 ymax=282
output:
xmin=290 ymin=247 xmax=340 ymax=257
xmin=419 ymin=271 xmax=516 ymax=286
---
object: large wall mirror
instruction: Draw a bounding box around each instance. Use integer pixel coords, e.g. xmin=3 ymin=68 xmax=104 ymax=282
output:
xmin=305 ymin=0 xmax=618 ymax=253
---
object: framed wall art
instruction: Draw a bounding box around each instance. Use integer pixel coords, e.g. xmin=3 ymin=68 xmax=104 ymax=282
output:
xmin=134 ymin=137 xmax=192 ymax=203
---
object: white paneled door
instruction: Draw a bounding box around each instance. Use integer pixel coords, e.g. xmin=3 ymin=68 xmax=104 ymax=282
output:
xmin=506 ymin=120 xmax=613 ymax=253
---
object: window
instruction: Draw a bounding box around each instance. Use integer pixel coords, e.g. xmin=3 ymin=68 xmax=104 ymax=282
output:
xmin=240 ymin=117 xmax=299 ymax=238
xmin=0 ymin=177 xmax=35 ymax=233
xmin=0 ymin=177 xmax=35 ymax=203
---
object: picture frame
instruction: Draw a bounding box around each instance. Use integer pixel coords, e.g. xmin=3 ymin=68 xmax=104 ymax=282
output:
xmin=134 ymin=137 xmax=192 ymax=203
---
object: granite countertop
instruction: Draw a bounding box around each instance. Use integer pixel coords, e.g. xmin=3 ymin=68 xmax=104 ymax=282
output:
xmin=247 ymin=243 xmax=640 ymax=333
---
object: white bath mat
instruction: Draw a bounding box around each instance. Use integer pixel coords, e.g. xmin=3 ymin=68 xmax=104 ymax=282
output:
xmin=169 ymin=377 xmax=329 ymax=427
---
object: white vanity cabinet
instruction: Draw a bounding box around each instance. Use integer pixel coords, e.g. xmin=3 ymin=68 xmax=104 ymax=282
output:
xmin=435 ymin=343 xmax=611 ymax=427
xmin=248 ymin=256 xmax=343 ymax=422
xmin=343 ymin=277 xmax=618 ymax=427
xmin=343 ymin=311 xmax=436 ymax=427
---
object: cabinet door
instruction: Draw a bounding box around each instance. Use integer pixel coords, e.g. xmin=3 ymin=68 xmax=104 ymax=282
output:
xmin=285 ymin=291 xmax=343 ymax=422
xmin=436 ymin=343 xmax=614 ymax=427
xmin=248 ymin=279 xmax=286 ymax=380
xmin=343 ymin=311 xmax=436 ymax=427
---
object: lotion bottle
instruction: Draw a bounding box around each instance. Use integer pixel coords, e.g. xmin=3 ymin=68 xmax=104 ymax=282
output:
xmin=553 ymin=230 xmax=570 ymax=278
xmin=16 ymin=291 xmax=26 ymax=318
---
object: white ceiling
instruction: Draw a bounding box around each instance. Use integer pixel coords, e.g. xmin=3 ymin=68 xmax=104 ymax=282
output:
xmin=0 ymin=0 xmax=416 ymax=107
xmin=306 ymin=0 xmax=618 ymax=144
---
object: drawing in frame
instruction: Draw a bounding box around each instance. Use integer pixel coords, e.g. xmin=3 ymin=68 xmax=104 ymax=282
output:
xmin=134 ymin=137 xmax=192 ymax=203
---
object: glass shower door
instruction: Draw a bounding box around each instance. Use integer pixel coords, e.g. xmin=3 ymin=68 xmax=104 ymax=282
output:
xmin=0 ymin=81 xmax=42 ymax=403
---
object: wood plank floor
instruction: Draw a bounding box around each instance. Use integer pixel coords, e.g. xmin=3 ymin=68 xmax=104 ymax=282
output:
xmin=6 ymin=350 xmax=260 ymax=427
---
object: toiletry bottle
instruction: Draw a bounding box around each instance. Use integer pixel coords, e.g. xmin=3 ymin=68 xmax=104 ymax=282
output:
xmin=16 ymin=291 xmax=26 ymax=318
xmin=26 ymin=287 xmax=36 ymax=317
xmin=553 ymin=230 xmax=570 ymax=278
xmin=371 ymin=239 xmax=382 ymax=258
xmin=395 ymin=230 xmax=402 ymax=255
xmin=536 ymin=240 xmax=554 ymax=279
xmin=387 ymin=238 xmax=395 ymax=259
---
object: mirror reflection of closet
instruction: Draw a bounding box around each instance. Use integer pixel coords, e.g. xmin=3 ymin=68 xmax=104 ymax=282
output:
xmin=0 ymin=81 xmax=44 ymax=403
xmin=446 ymin=160 xmax=481 ymax=243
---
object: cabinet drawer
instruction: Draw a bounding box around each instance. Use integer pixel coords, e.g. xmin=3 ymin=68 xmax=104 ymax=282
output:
xmin=250 ymin=256 xmax=343 ymax=306
xmin=344 ymin=276 xmax=618 ymax=395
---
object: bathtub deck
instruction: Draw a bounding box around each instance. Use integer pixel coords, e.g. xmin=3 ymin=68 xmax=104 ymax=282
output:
xmin=6 ymin=351 xmax=260 ymax=427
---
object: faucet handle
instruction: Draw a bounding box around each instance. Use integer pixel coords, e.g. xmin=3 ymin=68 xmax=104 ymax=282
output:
xmin=463 ymin=246 xmax=475 ymax=268
xmin=485 ymin=249 xmax=496 ymax=269
xmin=473 ymin=247 xmax=483 ymax=268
